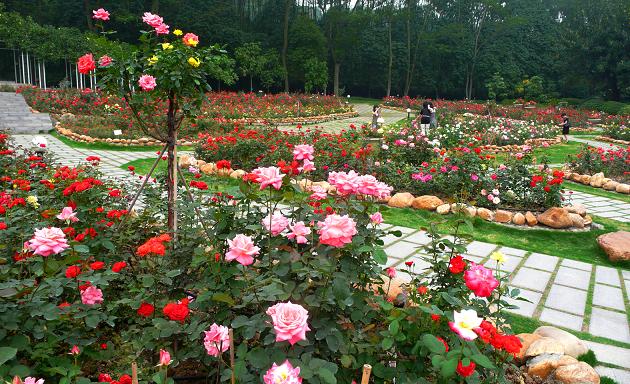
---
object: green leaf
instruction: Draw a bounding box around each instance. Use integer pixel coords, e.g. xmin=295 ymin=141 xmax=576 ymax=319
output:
xmin=74 ymin=245 xmax=90 ymax=253
xmin=471 ymin=353 xmax=495 ymax=369
xmin=85 ymin=315 xmax=100 ymax=328
xmin=389 ymin=320 xmax=400 ymax=336
xmin=0 ymin=347 xmax=17 ymax=365
xmin=381 ymin=337 xmax=394 ymax=350
xmin=318 ymin=368 xmax=337 ymax=384
xmin=212 ymin=293 xmax=235 ymax=306
xmin=440 ymin=357 xmax=458 ymax=378
xmin=422 ymin=334 xmax=446 ymax=354
xmin=340 ymin=355 xmax=352 ymax=368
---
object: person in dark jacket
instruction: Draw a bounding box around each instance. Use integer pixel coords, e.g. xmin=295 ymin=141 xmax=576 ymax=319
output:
xmin=559 ymin=113 xmax=570 ymax=141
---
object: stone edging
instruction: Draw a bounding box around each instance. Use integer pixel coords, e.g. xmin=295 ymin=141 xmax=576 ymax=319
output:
xmin=564 ymin=171 xmax=630 ymax=194
xmin=595 ymin=135 xmax=630 ymax=146
xmin=220 ymin=110 xmax=358 ymax=125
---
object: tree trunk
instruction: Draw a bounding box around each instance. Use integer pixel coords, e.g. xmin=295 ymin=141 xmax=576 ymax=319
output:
xmin=250 ymin=75 xmax=253 ymax=92
xmin=333 ymin=62 xmax=340 ymax=95
xmin=282 ymin=0 xmax=291 ymax=92
xmin=403 ymin=12 xmax=411 ymax=96
xmin=386 ymin=20 xmax=393 ymax=97
xmin=166 ymin=92 xmax=178 ymax=236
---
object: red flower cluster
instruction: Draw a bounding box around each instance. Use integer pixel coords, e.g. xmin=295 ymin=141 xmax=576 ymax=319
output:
xmin=448 ymin=255 xmax=467 ymax=274
xmin=136 ymin=234 xmax=171 ymax=257
xmin=163 ymin=298 xmax=190 ymax=322
xmin=216 ymin=159 xmax=231 ymax=170
xmin=137 ymin=302 xmax=155 ymax=318
xmin=63 ymin=178 xmax=104 ymax=196
xmin=474 ymin=320 xmax=522 ymax=355
xmin=190 ymin=180 xmax=208 ymax=190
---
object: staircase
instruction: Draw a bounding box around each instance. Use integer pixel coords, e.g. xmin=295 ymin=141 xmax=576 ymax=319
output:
xmin=0 ymin=92 xmax=53 ymax=134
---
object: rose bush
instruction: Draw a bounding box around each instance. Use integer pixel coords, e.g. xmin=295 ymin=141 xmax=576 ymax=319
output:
xmin=567 ymin=144 xmax=630 ymax=183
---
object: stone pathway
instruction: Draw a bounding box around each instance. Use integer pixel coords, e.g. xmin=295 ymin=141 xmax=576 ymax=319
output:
xmin=563 ymin=189 xmax=630 ymax=223
xmin=0 ymin=92 xmax=53 ymax=133
xmin=568 ymin=135 xmax=623 ymax=150
xmin=379 ymin=223 xmax=630 ymax=374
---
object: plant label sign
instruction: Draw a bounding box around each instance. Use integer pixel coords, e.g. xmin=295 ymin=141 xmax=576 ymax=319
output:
xmin=113 ymin=130 xmax=123 ymax=136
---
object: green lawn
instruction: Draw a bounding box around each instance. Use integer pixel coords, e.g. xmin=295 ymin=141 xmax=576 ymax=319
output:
xmin=382 ymin=206 xmax=629 ymax=269
xmin=348 ymin=96 xmax=383 ymax=105
xmin=565 ymin=181 xmax=630 ymax=203
xmin=51 ymin=131 xmax=194 ymax=152
xmin=493 ymin=140 xmax=584 ymax=164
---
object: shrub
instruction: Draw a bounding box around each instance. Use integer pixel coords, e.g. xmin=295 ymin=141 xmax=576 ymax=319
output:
xmin=567 ymin=145 xmax=629 ymax=182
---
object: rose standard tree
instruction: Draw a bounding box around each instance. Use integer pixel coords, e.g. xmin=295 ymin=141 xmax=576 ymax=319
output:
xmin=78 ymin=10 xmax=235 ymax=233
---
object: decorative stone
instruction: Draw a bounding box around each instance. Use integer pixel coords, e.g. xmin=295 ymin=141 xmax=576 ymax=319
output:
xmin=525 ymin=211 xmax=538 ymax=226
xmin=387 ymin=192 xmax=414 ymax=208
xmin=533 ymin=326 xmax=588 ymax=358
xmin=516 ymin=333 xmax=542 ymax=361
xmin=436 ymin=204 xmax=450 ymax=214
xmin=526 ymin=337 xmax=565 ymax=357
xmin=582 ymin=215 xmax=592 ymax=225
xmin=450 ymin=203 xmax=467 ymax=213
xmin=589 ymin=172 xmax=605 ymax=188
xmin=199 ymin=163 xmax=217 ymax=175
xmin=495 ymin=209 xmax=513 ymax=223
xmin=537 ymin=207 xmax=573 ymax=229
xmin=527 ymin=354 xmax=563 ymax=379
xmin=579 ymin=174 xmax=591 ymax=185
xmin=597 ymin=231 xmax=630 ymax=262
xmin=554 ymin=362 xmax=600 ymax=384
xmin=196 ymin=160 xmax=207 ymax=167
xmin=230 ymin=170 xmax=246 ymax=179
xmin=477 ymin=207 xmax=493 ymax=221
xmin=512 ymin=212 xmax=526 ymax=225
xmin=570 ymin=173 xmax=581 ymax=182
xmin=411 ymin=195 xmax=443 ymax=211
xmin=565 ymin=203 xmax=586 ymax=216
xmin=464 ymin=206 xmax=477 ymax=217
xmin=616 ymin=183 xmax=630 ymax=194
xmin=179 ymin=154 xmax=197 ymax=168
xmin=569 ymin=213 xmax=585 ymax=228
xmin=603 ymin=180 xmax=619 ymax=191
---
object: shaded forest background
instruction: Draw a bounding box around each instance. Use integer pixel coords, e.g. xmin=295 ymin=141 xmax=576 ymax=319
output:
xmin=0 ymin=0 xmax=629 ymax=101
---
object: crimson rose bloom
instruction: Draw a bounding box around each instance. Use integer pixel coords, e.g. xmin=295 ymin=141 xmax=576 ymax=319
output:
xmin=448 ymin=255 xmax=467 ymax=274
xmin=118 ymin=374 xmax=132 ymax=384
xmin=163 ymin=299 xmax=189 ymax=322
xmin=90 ymin=261 xmax=105 ymax=270
xmin=112 ymin=261 xmax=127 ymax=273
xmin=456 ymin=360 xmax=476 ymax=377
xmin=137 ymin=302 xmax=155 ymax=318
xmin=500 ymin=334 xmax=523 ymax=355
xmin=65 ymin=265 xmax=81 ymax=278
xmin=77 ymin=53 xmax=96 ymax=74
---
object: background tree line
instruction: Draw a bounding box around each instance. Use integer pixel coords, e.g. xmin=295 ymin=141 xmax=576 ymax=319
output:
xmin=1 ymin=0 xmax=628 ymax=101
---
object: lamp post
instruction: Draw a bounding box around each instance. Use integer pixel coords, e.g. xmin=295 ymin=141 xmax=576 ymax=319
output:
xmin=406 ymin=108 xmax=411 ymax=120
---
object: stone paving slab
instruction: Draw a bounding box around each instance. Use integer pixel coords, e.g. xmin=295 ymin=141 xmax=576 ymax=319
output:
xmin=465 ymin=241 xmax=496 ymax=257
xmin=596 ymin=266 xmax=621 ymax=287
xmin=524 ymin=253 xmax=559 ymax=272
xmin=561 ymin=259 xmax=594 ymax=272
xmin=589 ymin=307 xmax=630 ymax=343
xmin=505 ymin=288 xmax=542 ymax=317
xmin=585 ymin=341 xmax=630 ymax=369
xmin=595 ymin=366 xmax=630 ymax=383
xmin=593 ymin=284 xmax=626 ymax=311
xmin=511 ymin=267 xmax=552 ymax=292
xmin=545 ymin=285 xmax=587 ymax=315
xmin=539 ymin=307 xmax=584 ymax=331
xmin=554 ymin=266 xmax=591 ymax=290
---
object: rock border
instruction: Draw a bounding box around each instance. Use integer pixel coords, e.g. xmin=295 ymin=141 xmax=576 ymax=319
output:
xmin=595 ymin=135 xmax=630 ymax=146
xmin=564 ymin=170 xmax=630 ymax=195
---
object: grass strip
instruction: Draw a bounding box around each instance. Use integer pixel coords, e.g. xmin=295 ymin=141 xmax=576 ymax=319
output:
xmin=51 ymin=131 xmax=194 ymax=152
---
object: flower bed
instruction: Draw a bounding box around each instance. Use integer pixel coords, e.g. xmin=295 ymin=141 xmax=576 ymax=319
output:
xmin=566 ymin=145 xmax=630 ymax=185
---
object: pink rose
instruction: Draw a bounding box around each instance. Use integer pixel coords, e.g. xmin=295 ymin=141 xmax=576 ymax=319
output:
xmin=262 ymin=212 xmax=289 ymax=236
xmin=263 ymin=360 xmax=302 ymax=384
xmin=77 ymin=53 xmax=96 ymax=75
xmin=328 ymin=170 xmax=359 ymax=195
xmin=299 ymin=159 xmax=316 ymax=173
xmin=252 ymin=166 xmax=285 ymax=190
xmin=23 ymin=377 xmax=45 ymax=384
xmin=317 ymin=214 xmax=357 ymax=248
xmin=142 ymin=12 xmax=163 ymax=28
xmin=154 ymin=23 xmax=169 ymax=35
xmin=182 ymin=33 xmax=199 ymax=47
xmin=356 ymin=175 xmax=392 ymax=198
xmin=158 ymin=349 xmax=171 ymax=366
xmin=57 ymin=207 xmax=79 ymax=223
xmin=369 ymin=212 xmax=383 ymax=225
xmin=98 ymin=55 xmax=113 ymax=67
xmin=266 ymin=302 xmax=310 ymax=345
xmin=225 ymin=234 xmax=259 ymax=266
xmin=464 ymin=263 xmax=499 ymax=297
xmin=81 ymin=286 xmax=103 ymax=305
xmin=92 ymin=8 xmax=110 ymax=21
xmin=203 ymin=323 xmax=230 ymax=357
xmin=309 ymin=186 xmax=327 ymax=200
xmin=138 ymin=74 xmax=157 ymax=91
xmin=27 ymin=227 xmax=69 ymax=256
xmin=285 ymin=221 xmax=311 ymax=244
xmin=293 ymin=144 xmax=314 ymax=161
xmin=470 ymin=174 xmax=479 ymax=182
xmin=386 ymin=267 xmax=396 ymax=278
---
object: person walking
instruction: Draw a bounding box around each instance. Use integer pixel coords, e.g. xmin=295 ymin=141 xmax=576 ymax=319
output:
xmin=559 ymin=113 xmax=570 ymax=141
xmin=372 ymin=105 xmax=382 ymax=129
xmin=418 ymin=101 xmax=431 ymax=135
xmin=428 ymin=101 xmax=437 ymax=128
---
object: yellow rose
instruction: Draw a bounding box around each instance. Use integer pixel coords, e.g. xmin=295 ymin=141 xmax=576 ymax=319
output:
xmin=173 ymin=29 xmax=183 ymax=36
xmin=188 ymin=57 xmax=201 ymax=68
xmin=26 ymin=195 xmax=39 ymax=208
xmin=186 ymin=38 xmax=198 ymax=47
xmin=161 ymin=43 xmax=173 ymax=50
xmin=148 ymin=55 xmax=159 ymax=65
xmin=490 ymin=251 xmax=506 ymax=264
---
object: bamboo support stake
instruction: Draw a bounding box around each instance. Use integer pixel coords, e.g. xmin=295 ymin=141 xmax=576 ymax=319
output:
xmin=131 ymin=362 xmax=138 ymax=384
xmin=229 ymin=328 xmax=236 ymax=384
xmin=360 ymin=364 xmax=372 ymax=384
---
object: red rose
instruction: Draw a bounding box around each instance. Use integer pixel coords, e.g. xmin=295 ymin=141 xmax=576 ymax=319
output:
xmin=448 ymin=255 xmax=467 ymax=274
xmin=417 ymin=286 xmax=428 ymax=295
xmin=58 ymin=302 xmax=71 ymax=308
xmin=436 ymin=336 xmax=449 ymax=352
xmin=163 ymin=300 xmax=189 ymax=322
xmin=430 ymin=314 xmax=441 ymax=322
xmin=90 ymin=261 xmax=105 ymax=270
xmin=137 ymin=302 xmax=155 ymax=318
xmin=0 ymin=222 xmax=7 ymax=230
xmin=65 ymin=265 xmax=82 ymax=279
xmin=500 ymin=334 xmax=523 ymax=355
xmin=77 ymin=53 xmax=96 ymax=74
xmin=404 ymin=261 xmax=414 ymax=267
xmin=112 ymin=261 xmax=127 ymax=273
xmin=75 ymin=233 xmax=86 ymax=242
xmin=98 ymin=373 xmax=113 ymax=382
xmin=128 ymin=166 xmax=135 ymax=172
xmin=118 ymin=374 xmax=132 ymax=384
xmin=456 ymin=360 xmax=476 ymax=377
xmin=100 ymin=343 xmax=108 ymax=350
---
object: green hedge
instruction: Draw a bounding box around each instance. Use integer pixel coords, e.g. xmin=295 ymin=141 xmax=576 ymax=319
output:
xmin=580 ymin=98 xmax=627 ymax=115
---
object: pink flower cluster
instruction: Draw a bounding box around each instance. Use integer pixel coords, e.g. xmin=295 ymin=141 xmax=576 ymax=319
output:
xmin=92 ymin=8 xmax=110 ymax=21
xmin=57 ymin=206 xmax=79 ymax=223
xmin=327 ymin=171 xmax=392 ymax=199
xmin=81 ymin=286 xmax=104 ymax=305
xmin=27 ymin=227 xmax=69 ymax=256
xmin=263 ymin=360 xmax=302 ymax=384
xmin=138 ymin=75 xmax=157 ymax=91
xmin=464 ymin=263 xmax=499 ymax=297
xmin=252 ymin=166 xmax=285 ymax=190
xmin=317 ymin=214 xmax=357 ymax=248
xmin=142 ymin=12 xmax=169 ymax=34
xmin=225 ymin=234 xmax=259 ymax=266
xmin=286 ymin=222 xmax=311 ymax=244
xmin=266 ymin=302 xmax=310 ymax=345
xmin=203 ymin=323 xmax=230 ymax=357
xmin=262 ymin=212 xmax=289 ymax=236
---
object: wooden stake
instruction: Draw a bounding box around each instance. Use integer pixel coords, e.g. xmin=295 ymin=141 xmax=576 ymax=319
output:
xmin=360 ymin=364 xmax=372 ymax=384
xmin=131 ymin=362 xmax=139 ymax=384
xmin=229 ymin=328 xmax=236 ymax=384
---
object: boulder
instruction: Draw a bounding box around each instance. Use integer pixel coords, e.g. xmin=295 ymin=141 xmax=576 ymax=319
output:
xmin=436 ymin=204 xmax=450 ymax=215
xmin=196 ymin=160 xmax=207 ymax=167
xmin=178 ymin=154 xmax=197 ymax=168
xmin=388 ymin=192 xmax=414 ymax=208
xmin=527 ymin=354 xmax=563 ymax=379
xmin=411 ymin=195 xmax=444 ymax=211
xmin=597 ymin=231 xmax=630 ymax=262
xmin=565 ymin=203 xmax=587 ymax=217
xmin=537 ymin=207 xmax=573 ymax=229
xmin=570 ymin=173 xmax=582 ymax=182
xmin=495 ymin=209 xmax=513 ymax=223
xmin=602 ymin=180 xmax=619 ymax=191
xmin=525 ymin=211 xmax=538 ymax=226
xmin=464 ymin=206 xmax=477 ymax=217
xmin=477 ymin=207 xmax=493 ymax=221
xmin=616 ymin=183 xmax=630 ymax=194
xmin=533 ymin=326 xmax=588 ymax=358
xmin=450 ymin=203 xmax=467 ymax=213
xmin=554 ymin=362 xmax=600 ymax=384
xmin=230 ymin=170 xmax=246 ymax=179
xmin=569 ymin=213 xmax=585 ymax=228
xmin=579 ymin=174 xmax=591 ymax=185
xmin=525 ymin=337 xmax=565 ymax=357
xmin=199 ymin=163 xmax=217 ymax=175
xmin=516 ymin=333 xmax=542 ymax=361
xmin=512 ymin=212 xmax=526 ymax=225
xmin=589 ymin=172 xmax=605 ymax=188
xmin=583 ymin=215 xmax=592 ymax=225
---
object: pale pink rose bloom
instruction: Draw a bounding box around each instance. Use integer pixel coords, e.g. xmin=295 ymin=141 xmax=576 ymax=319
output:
xmin=57 ymin=207 xmax=79 ymax=223
xmin=498 ymin=164 xmax=507 ymax=171
xmin=327 ymin=170 xmax=359 ymax=195
xmin=355 ymin=175 xmax=392 ymax=198
xmin=492 ymin=197 xmax=500 ymax=204
xmin=252 ymin=166 xmax=285 ymax=190
xmin=448 ymin=309 xmax=482 ymax=341
xmin=262 ymin=212 xmax=289 ymax=236
xmin=285 ymin=221 xmax=311 ymax=244
xmin=293 ymin=144 xmax=314 ymax=161
xmin=158 ymin=349 xmax=171 ymax=366
xmin=225 ymin=234 xmax=259 ymax=266
xmin=138 ymin=74 xmax=157 ymax=91
xmin=266 ymin=302 xmax=310 ymax=345
xmin=299 ymin=159 xmax=316 ymax=173
xmin=386 ymin=267 xmax=396 ymax=278
xmin=317 ymin=214 xmax=357 ymax=248
xmin=81 ymin=286 xmax=103 ymax=305
xmin=542 ymin=142 xmax=550 ymax=148
xmin=69 ymin=345 xmax=80 ymax=355
xmin=204 ymin=323 xmax=230 ymax=357
xmin=309 ymin=186 xmax=327 ymax=200
xmin=480 ymin=189 xmax=487 ymax=196
xmin=154 ymin=23 xmax=169 ymax=35
xmin=27 ymin=227 xmax=69 ymax=257
xmin=464 ymin=263 xmax=499 ymax=297
xmin=92 ymin=8 xmax=110 ymax=21
xmin=263 ymin=360 xmax=302 ymax=384
xmin=24 ymin=377 xmax=45 ymax=384
xmin=142 ymin=12 xmax=163 ymax=28
xmin=369 ymin=212 xmax=383 ymax=225
xmin=98 ymin=55 xmax=113 ymax=67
